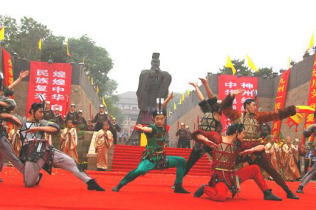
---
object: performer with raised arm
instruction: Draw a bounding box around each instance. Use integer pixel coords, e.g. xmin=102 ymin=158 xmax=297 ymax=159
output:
xmin=112 ymin=93 xmax=189 ymax=193
xmin=221 ymin=90 xmax=299 ymax=199
xmin=193 ymin=124 xmax=282 ymax=201
xmin=19 ymin=102 xmax=104 ymax=191
xmin=297 ymin=117 xmax=316 ymax=193
xmin=184 ymin=78 xmax=222 ymax=176
xmin=0 ymin=73 xmax=25 ymax=182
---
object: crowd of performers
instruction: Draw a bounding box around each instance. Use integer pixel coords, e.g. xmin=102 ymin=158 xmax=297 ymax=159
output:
xmin=2 ymin=72 xmax=316 ymax=202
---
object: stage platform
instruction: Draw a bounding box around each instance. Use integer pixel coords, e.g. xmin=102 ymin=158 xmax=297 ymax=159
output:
xmin=0 ymin=167 xmax=315 ymax=210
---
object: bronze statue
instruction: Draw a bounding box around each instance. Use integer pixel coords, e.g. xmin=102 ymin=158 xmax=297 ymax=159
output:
xmin=128 ymin=53 xmax=172 ymax=144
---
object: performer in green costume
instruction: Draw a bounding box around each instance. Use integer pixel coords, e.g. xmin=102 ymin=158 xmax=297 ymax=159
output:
xmin=112 ymin=94 xmax=189 ymax=193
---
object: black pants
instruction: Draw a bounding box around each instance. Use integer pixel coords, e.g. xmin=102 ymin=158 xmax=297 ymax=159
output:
xmin=247 ymin=152 xmax=291 ymax=194
xmin=184 ymin=143 xmax=211 ymax=176
xmin=177 ymin=140 xmax=190 ymax=148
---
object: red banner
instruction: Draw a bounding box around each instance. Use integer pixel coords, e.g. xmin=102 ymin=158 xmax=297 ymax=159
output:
xmin=271 ymin=69 xmax=290 ymax=138
xmin=304 ymin=56 xmax=316 ymax=128
xmin=218 ymin=75 xmax=258 ymax=131
xmin=2 ymin=48 xmax=14 ymax=86
xmin=26 ymin=61 xmax=72 ymax=116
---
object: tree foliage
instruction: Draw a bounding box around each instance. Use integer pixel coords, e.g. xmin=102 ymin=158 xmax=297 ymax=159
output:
xmin=0 ymin=15 xmax=122 ymax=120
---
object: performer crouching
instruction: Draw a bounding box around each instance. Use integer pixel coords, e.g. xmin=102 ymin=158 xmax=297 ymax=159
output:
xmin=19 ymin=102 xmax=105 ymax=191
xmin=193 ymin=124 xmax=282 ymax=201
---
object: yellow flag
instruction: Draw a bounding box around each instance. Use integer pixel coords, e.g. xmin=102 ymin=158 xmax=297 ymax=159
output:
xmin=102 ymin=97 xmax=107 ymax=107
xmin=96 ymin=86 xmax=99 ymax=93
xmin=225 ymin=56 xmax=237 ymax=75
xmin=65 ymin=39 xmax=71 ymax=56
xmin=0 ymin=26 xmax=4 ymax=41
xmin=308 ymin=33 xmax=315 ymax=50
xmin=186 ymin=90 xmax=190 ymax=96
xmin=140 ymin=133 xmax=148 ymax=146
xmin=173 ymin=102 xmax=177 ymax=110
xmin=246 ymin=55 xmax=258 ymax=72
xmin=38 ymin=39 xmax=42 ymax=50
xmin=181 ymin=93 xmax=185 ymax=102
xmin=179 ymin=97 xmax=182 ymax=105
xmin=90 ymin=77 xmax=94 ymax=85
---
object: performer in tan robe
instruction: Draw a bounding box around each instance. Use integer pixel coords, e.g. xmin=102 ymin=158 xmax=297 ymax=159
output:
xmin=282 ymin=137 xmax=300 ymax=181
xmin=7 ymin=125 xmax=22 ymax=156
xmin=95 ymin=121 xmax=113 ymax=171
xmin=60 ymin=119 xmax=79 ymax=163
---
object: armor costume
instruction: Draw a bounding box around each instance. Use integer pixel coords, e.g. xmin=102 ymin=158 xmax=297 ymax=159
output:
xmin=297 ymin=124 xmax=316 ymax=193
xmin=19 ymin=118 xmax=104 ymax=190
xmin=0 ymin=96 xmax=24 ymax=175
xmin=221 ymin=94 xmax=298 ymax=199
xmin=184 ymin=97 xmax=222 ymax=176
xmin=192 ymin=131 xmax=273 ymax=201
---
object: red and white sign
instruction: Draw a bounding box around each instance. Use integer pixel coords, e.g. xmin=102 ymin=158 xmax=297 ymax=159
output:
xmin=218 ymin=75 xmax=258 ymax=131
xmin=26 ymin=61 xmax=72 ymax=116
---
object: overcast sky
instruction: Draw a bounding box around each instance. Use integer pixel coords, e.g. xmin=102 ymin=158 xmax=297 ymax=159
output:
xmin=2 ymin=0 xmax=316 ymax=94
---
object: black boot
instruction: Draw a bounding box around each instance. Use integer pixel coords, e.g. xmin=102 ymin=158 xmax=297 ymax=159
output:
xmin=87 ymin=179 xmax=105 ymax=191
xmin=112 ymin=184 xmax=123 ymax=192
xmin=263 ymin=189 xmax=282 ymax=201
xmin=174 ymin=183 xmax=190 ymax=193
xmin=286 ymin=190 xmax=299 ymax=199
xmin=35 ymin=173 xmax=43 ymax=186
xmin=194 ymin=185 xmax=206 ymax=197
xmin=296 ymin=186 xmax=304 ymax=194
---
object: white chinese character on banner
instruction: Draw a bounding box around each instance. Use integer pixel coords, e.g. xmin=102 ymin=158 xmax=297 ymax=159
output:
xmin=52 ymin=79 xmax=65 ymax=86
xmin=51 ymin=94 xmax=65 ymax=101
xmin=225 ymin=89 xmax=234 ymax=95
xmin=36 ymin=69 xmax=49 ymax=77
xmin=35 ymin=93 xmax=47 ymax=100
xmin=53 ymin=71 xmax=66 ymax=78
xmin=242 ymin=90 xmax=255 ymax=97
xmin=35 ymin=85 xmax=47 ymax=92
xmin=241 ymin=82 xmax=254 ymax=89
xmin=224 ymin=81 xmax=237 ymax=88
xmin=36 ymin=77 xmax=49 ymax=84
xmin=232 ymin=105 xmax=237 ymax=110
xmin=51 ymin=104 xmax=63 ymax=111
xmin=52 ymin=86 xmax=65 ymax=93
xmin=233 ymin=99 xmax=237 ymax=104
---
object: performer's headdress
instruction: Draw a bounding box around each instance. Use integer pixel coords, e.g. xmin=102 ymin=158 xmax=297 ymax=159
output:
xmin=153 ymin=98 xmax=166 ymax=117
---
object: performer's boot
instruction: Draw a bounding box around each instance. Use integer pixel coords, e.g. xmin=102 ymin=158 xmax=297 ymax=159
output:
xmin=174 ymin=183 xmax=190 ymax=193
xmin=87 ymin=179 xmax=105 ymax=191
xmin=285 ymin=189 xmax=299 ymax=199
xmin=296 ymin=185 xmax=304 ymax=194
xmin=263 ymin=189 xmax=282 ymax=201
xmin=112 ymin=183 xmax=124 ymax=192
xmin=193 ymin=185 xmax=206 ymax=197
xmin=35 ymin=173 xmax=43 ymax=186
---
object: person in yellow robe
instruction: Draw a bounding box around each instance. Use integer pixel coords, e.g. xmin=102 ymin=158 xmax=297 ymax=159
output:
xmin=282 ymin=137 xmax=300 ymax=181
xmin=7 ymin=125 xmax=22 ymax=156
xmin=60 ymin=119 xmax=79 ymax=163
xmin=95 ymin=121 xmax=113 ymax=171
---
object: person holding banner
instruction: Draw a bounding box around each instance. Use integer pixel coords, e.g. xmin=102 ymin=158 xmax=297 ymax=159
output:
xmin=221 ymin=90 xmax=299 ymax=199
xmin=112 ymin=93 xmax=189 ymax=193
xmin=193 ymin=123 xmax=282 ymax=201
xmin=19 ymin=102 xmax=105 ymax=191
xmin=297 ymin=119 xmax=316 ymax=193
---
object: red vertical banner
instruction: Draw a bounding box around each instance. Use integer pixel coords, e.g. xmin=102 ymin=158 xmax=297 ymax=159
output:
xmin=26 ymin=61 xmax=72 ymax=116
xmin=2 ymin=48 xmax=14 ymax=86
xmin=218 ymin=75 xmax=258 ymax=131
xmin=304 ymin=56 xmax=316 ymax=129
xmin=271 ymin=69 xmax=290 ymax=138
